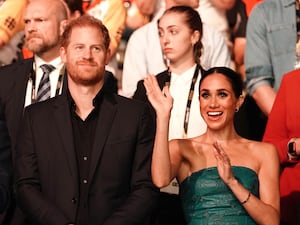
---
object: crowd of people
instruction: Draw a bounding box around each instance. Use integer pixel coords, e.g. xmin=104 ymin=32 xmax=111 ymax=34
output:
xmin=0 ymin=0 xmax=299 ymax=225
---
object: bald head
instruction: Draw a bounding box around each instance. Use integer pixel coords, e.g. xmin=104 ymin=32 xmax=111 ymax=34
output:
xmin=27 ymin=0 xmax=69 ymax=21
xmin=24 ymin=0 xmax=69 ymax=61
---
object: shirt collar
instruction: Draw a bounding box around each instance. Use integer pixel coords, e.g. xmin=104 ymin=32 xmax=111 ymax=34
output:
xmin=171 ymin=64 xmax=197 ymax=83
xmin=67 ymin=88 xmax=104 ymax=113
xmin=34 ymin=55 xmax=63 ymax=71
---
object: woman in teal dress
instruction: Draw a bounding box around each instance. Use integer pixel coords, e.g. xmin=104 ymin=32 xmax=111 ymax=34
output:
xmin=144 ymin=65 xmax=280 ymax=224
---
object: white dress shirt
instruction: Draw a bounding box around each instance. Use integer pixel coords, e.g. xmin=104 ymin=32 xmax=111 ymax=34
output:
xmin=169 ymin=64 xmax=207 ymax=140
xmin=24 ymin=55 xmax=64 ymax=107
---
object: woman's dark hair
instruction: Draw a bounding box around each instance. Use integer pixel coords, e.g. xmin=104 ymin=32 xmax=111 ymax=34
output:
xmin=158 ymin=5 xmax=203 ymax=64
xmin=200 ymin=67 xmax=244 ymax=98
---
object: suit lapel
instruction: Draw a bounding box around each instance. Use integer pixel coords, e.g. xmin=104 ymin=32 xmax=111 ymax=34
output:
xmin=89 ymin=93 xmax=117 ymax=181
xmin=9 ymin=59 xmax=34 ymax=146
xmin=53 ymin=92 xmax=117 ymax=184
xmin=15 ymin=59 xmax=33 ymax=107
xmin=53 ymin=94 xmax=78 ymax=184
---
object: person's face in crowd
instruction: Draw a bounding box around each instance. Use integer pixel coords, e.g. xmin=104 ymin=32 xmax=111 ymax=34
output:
xmin=173 ymin=0 xmax=199 ymax=9
xmin=60 ymin=26 xmax=110 ymax=86
xmin=23 ymin=1 xmax=62 ymax=55
xmin=158 ymin=12 xmax=200 ymax=66
xmin=199 ymin=73 xmax=242 ymax=131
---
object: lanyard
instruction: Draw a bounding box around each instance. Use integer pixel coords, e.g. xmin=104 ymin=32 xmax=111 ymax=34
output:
xmin=167 ymin=64 xmax=202 ymax=138
xmin=29 ymin=63 xmax=65 ymax=103
xmin=182 ymin=64 xmax=201 ymax=138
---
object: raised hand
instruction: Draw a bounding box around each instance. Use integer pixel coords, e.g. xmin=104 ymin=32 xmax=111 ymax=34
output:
xmin=143 ymin=75 xmax=173 ymax=116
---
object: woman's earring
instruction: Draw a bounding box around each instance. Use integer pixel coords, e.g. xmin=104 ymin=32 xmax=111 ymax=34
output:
xmin=235 ymin=108 xmax=239 ymax=112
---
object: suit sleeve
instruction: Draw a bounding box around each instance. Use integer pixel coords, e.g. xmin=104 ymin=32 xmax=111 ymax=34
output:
xmin=15 ymin=108 xmax=72 ymax=225
xmin=132 ymin=79 xmax=147 ymax=102
xmin=103 ymin=104 xmax=159 ymax=225
xmin=0 ymin=117 xmax=11 ymax=213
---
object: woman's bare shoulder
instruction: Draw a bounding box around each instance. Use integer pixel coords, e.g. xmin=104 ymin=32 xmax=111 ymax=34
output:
xmin=242 ymin=138 xmax=278 ymax=158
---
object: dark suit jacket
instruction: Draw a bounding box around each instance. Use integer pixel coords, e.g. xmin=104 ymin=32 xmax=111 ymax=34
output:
xmin=0 ymin=113 xmax=11 ymax=213
xmin=0 ymin=58 xmax=33 ymax=162
xmin=0 ymin=59 xmax=118 ymax=160
xmin=133 ymin=70 xmax=170 ymax=121
xmin=15 ymin=88 xmax=158 ymax=225
xmin=133 ymin=70 xmax=170 ymax=103
xmin=0 ymin=58 xmax=118 ymax=225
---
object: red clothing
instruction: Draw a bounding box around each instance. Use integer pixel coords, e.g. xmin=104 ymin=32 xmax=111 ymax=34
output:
xmin=263 ymin=69 xmax=300 ymax=225
xmin=243 ymin=0 xmax=261 ymax=16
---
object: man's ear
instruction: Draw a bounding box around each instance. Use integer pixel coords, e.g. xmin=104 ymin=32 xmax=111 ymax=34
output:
xmin=60 ymin=46 xmax=67 ymax=63
xmin=105 ymin=48 xmax=111 ymax=65
xmin=71 ymin=10 xmax=82 ymax=20
xmin=60 ymin=20 xmax=68 ymax=36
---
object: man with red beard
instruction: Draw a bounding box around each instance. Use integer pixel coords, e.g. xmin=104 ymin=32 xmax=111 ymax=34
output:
xmin=0 ymin=0 xmax=117 ymax=224
xmin=15 ymin=15 xmax=158 ymax=225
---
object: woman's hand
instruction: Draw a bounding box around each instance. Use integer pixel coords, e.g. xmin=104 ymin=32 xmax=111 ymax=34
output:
xmin=213 ymin=141 xmax=236 ymax=185
xmin=144 ymin=75 xmax=173 ymax=116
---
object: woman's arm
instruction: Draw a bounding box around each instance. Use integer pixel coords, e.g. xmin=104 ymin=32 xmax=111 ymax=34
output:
xmin=214 ymin=141 xmax=280 ymax=225
xmin=144 ymin=75 xmax=180 ymax=187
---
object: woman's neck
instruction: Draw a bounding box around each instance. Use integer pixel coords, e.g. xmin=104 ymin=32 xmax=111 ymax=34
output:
xmin=203 ymin=126 xmax=240 ymax=144
xmin=169 ymin=60 xmax=196 ymax=75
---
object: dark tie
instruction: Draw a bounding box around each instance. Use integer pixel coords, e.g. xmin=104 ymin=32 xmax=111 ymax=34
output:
xmin=36 ymin=64 xmax=55 ymax=102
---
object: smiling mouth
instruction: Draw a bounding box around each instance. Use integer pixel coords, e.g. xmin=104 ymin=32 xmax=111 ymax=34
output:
xmin=208 ymin=111 xmax=223 ymax=116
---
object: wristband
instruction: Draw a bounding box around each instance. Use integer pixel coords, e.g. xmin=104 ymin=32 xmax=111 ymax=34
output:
xmin=241 ymin=191 xmax=251 ymax=205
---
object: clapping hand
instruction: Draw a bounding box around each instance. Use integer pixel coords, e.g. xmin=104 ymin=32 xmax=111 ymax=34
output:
xmin=213 ymin=141 xmax=235 ymax=185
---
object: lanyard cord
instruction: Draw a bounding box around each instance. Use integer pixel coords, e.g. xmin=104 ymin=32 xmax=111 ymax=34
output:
xmin=183 ymin=64 xmax=201 ymax=137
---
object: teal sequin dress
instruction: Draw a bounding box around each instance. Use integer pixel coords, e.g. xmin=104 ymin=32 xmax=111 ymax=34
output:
xmin=180 ymin=166 xmax=259 ymax=225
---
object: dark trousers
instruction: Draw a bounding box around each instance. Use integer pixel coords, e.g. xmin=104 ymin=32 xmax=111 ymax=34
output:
xmin=152 ymin=192 xmax=186 ymax=225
